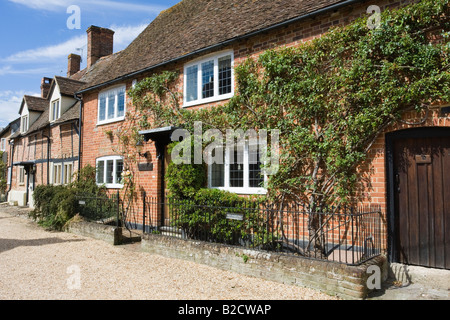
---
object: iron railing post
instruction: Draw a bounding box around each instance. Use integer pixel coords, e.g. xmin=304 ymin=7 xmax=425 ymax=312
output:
xmin=142 ymin=191 xmax=146 ymax=233
xmin=116 ymin=190 xmax=120 ymax=228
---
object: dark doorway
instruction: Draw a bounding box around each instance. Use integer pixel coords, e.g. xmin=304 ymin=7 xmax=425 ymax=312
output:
xmin=387 ymin=127 xmax=450 ymax=269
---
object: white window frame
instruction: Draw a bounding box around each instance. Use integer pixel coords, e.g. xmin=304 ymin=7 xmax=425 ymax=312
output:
xmin=207 ymin=141 xmax=267 ymax=195
xmin=97 ymin=85 xmax=126 ymax=126
xmin=7 ymin=167 xmax=11 ymax=185
xmin=96 ymin=156 xmax=124 ymax=189
xmin=183 ymin=50 xmax=234 ymax=108
xmin=64 ymin=163 xmax=73 ymax=185
xmin=52 ymin=163 xmax=62 ymax=185
xmin=50 ymin=99 xmax=60 ymax=122
xmin=18 ymin=166 xmax=25 ymax=185
xmin=0 ymin=138 xmax=6 ymax=151
xmin=21 ymin=116 xmax=29 ymax=133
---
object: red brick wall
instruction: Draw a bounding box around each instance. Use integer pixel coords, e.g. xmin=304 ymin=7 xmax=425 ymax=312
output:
xmin=81 ymin=0 xmax=448 ymax=238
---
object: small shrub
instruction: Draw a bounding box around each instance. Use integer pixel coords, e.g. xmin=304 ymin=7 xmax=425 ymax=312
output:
xmin=31 ymin=185 xmax=75 ymax=230
xmin=31 ymin=164 xmax=110 ymax=230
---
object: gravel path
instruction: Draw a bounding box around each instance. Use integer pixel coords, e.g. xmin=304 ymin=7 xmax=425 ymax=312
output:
xmin=0 ymin=204 xmax=338 ymax=300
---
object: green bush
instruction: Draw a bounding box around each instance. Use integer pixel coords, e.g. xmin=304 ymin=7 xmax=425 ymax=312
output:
xmin=31 ymin=164 xmax=113 ymax=230
xmin=31 ymin=185 xmax=77 ymax=230
xmin=166 ymin=140 xmax=207 ymax=200
xmin=166 ymin=145 xmax=275 ymax=247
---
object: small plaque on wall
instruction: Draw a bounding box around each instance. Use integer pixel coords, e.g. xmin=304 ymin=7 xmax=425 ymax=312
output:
xmin=415 ymin=155 xmax=431 ymax=164
xmin=138 ymin=163 xmax=154 ymax=171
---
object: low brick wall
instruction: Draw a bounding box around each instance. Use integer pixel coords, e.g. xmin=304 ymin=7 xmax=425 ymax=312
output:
xmin=66 ymin=221 xmax=122 ymax=246
xmin=141 ymin=234 xmax=387 ymax=300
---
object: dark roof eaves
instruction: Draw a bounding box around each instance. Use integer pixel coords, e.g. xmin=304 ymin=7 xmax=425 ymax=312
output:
xmin=76 ymin=0 xmax=363 ymax=94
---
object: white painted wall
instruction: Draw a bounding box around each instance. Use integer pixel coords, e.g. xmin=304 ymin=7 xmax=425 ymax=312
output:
xmin=49 ymin=83 xmax=77 ymax=122
xmin=8 ymin=190 xmax=27 ymax=207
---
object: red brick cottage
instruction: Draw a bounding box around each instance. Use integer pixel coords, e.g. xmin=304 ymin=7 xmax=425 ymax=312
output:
xmin=75 ymin=0 xmax=449 ymax=270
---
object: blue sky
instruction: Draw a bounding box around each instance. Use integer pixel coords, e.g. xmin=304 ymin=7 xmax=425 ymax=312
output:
xmin=0 ymin=0 xmax=179 ymax=128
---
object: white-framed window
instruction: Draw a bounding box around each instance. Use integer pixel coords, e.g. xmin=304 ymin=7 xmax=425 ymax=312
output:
xmin=183 ymin=50 xmax=234 ymax=107
xmin=21 ymin=116 xmax=29 ymax=133
xmin=52 ymin=163 xmax=62 ymax=185
xmin=97 ymin=85 xmax=126 ymax=125
xmin=207 ymin=142 xmax=266 ymax=195
xmin=50 ymin=99 xmax=60 ymax=122
xmin=96 ymin=156 xmax=124 ymax=188
xmin=0 ymin=138 xmax=6 ymax=151
xmin=7 ymin=167 xmax=11 ymax=185
xmin=64 ymin=163 xmax=73 ymax=184
xmin=18 ymin=166 xmax=25 ymax=185
xmin=52 ymin=162 xmax=73 ymax=185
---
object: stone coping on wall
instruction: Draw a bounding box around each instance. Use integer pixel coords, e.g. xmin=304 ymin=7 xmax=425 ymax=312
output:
xmin=65 ymin=219 xmax=387 ymax=299
xmin=66 ymin=220 xmax=122 ymax=246
xmin=140 ymin=233 xmax=387 ymax=300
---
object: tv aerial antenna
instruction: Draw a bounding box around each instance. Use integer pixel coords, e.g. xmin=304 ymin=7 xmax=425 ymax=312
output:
xmin=76 ymin=45 xmax=86 ymax=63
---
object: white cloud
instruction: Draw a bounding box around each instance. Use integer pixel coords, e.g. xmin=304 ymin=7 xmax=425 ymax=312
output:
xmin=8 ymin=0 xmax=68 ymax=11
xmin=0 ymin=21 xmax=149 ymax=126
xmin=3 ymin=23 xmax=147 ymax=64
xmin=4 ymin=35 xmax=86 ymax=63
xmin=0 ymin=66 xmax=52 ymax=76
xmin=0 ymin=90 xmax=40 ymax=127
xmin=8 ymin=0 xmax=166 ymax=14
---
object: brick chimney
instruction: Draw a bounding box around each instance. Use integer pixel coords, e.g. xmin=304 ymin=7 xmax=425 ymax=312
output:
xmin=40 ymin=77 xmax=52 ymax=99
xmin=87 ymin=26 xmax=114 ymax=68
xmin=67 ymin=53 xmax=81 ymax=77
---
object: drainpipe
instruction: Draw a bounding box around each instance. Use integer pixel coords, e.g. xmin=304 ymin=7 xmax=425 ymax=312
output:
xmin=74 ymin=93 xmax=83 ymax=181
xmin=6 ymin=139 xmax=15 ymax=198
xmin=42 ymin=130 xmax=51 ymax=185
xmin=25 ymin=166 xmax=30 ymax=206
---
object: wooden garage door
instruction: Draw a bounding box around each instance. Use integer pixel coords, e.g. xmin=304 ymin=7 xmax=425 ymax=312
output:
xmin=393 ymin=135 xmax=450 ymax=269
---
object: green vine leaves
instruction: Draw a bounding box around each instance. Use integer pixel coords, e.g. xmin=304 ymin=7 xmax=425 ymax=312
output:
xmin=120 ymin=0 xmax=450 ymax=209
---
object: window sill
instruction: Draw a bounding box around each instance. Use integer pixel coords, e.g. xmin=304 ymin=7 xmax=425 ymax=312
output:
xmin=97 ymin=183 xmax=124 ymax=189
xmin=210 ymin=187 xmax=267 ymax=195
xmin=96 ymin=117 xmax=125 ymax=127
xmin=183 ymin=93 xmax=233 ymax=108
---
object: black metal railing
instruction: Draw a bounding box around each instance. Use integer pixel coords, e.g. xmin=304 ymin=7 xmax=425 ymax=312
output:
xmin=75 ymin=191 xmax=121 ymax=226
xmin=142 ymin=196 xmax=384 ymax=266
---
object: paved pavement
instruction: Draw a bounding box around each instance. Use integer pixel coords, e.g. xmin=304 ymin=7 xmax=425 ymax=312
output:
xmin=1 ymin=203 xmax=448 ymax=300
xmin=367 ymin=260 xmax=449 ymax=300
xmin=0 ymin=203 xmax=336 ymax=300
xmin=368 ymin=279 xmax=449 ymax=300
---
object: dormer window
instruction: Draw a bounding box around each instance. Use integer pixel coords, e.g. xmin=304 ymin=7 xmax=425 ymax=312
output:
xmin=50 ymin=99 xmax=60 ymax=122
xmin=0 ymin=138 xmax=6 ymax=151
xmin=21 ymin=115 xmax=28 ymax=133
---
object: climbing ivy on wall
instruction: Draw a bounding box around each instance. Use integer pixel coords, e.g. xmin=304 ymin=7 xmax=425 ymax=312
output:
xmin=123 ymin=0 xmax=450 ymax=213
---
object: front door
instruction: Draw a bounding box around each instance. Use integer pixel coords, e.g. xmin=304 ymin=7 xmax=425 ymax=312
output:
xmin=163 ymin=146 xmax=171 ymax=226
xmin=391 ymin=129 xmax=450 ymax=269
xmin=28 ymin=172 xmax=35 ymax=208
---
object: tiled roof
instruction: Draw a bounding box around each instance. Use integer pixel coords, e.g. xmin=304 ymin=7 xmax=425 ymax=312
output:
xmin=54 ymin=76 xmax=86 ymax=96
xmin=77 ymin=52 xmax=122 ymax=87
xmin=52 ymin=102 xmax=80 ymax=125
xmin=26 ymin=107 xmax=49 ymax=134
xmin=78 ymin=0 xmax=350 ymax=92
xmin=23 ymin=95 xmax=47 ymax=112
xmin=20 ymin=77 xmax=84 ymax=135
